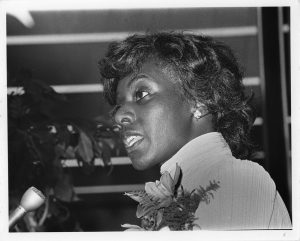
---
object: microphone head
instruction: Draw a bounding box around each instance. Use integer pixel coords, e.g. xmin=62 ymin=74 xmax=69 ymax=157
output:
xmin=20 ymin=187 xmax=46 ymax=212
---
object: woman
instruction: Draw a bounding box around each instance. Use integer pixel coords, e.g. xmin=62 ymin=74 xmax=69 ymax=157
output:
xmin=98 ymin=32 xmax=291 ymax=230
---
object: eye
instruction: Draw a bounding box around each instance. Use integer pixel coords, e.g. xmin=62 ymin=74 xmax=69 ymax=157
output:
xmin=135 ymin=90 xmax=150 ymax=102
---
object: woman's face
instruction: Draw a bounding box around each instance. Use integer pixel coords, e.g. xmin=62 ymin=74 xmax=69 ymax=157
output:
xmin=113 ymin=62 xmax=195 ymax=170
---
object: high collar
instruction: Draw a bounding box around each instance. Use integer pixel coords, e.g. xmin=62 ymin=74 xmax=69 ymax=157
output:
xmin=160 ymin=132 xmax=233 ymax=177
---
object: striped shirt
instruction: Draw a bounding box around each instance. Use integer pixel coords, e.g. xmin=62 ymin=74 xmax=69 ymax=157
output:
xmin=160 ymin=132 xmax=291 ymax=230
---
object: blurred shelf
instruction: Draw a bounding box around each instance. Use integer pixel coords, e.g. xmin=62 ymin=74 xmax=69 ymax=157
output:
xmin=7 ymin=26 xmax=258 ymax=45
xmin=62 ymin=157 xmax=131 ymax=167
xmin=74 ymin=184 xmax=144 ymax=194
xmin=7 ymin=77 xmax=261 ymax=95
xmin=62 ymin=148 xmax=270 ymax=169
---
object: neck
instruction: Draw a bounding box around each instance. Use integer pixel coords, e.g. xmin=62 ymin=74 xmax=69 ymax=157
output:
xmin=189 ymin=114 xmax=215 ymax=140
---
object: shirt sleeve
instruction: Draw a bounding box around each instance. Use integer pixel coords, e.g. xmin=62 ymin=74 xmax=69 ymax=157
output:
xmin=193 ymin=159 xmax=291 ymax=230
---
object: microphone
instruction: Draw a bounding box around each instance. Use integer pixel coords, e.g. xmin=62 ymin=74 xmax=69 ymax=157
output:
xmin=9 ymin=187 xmax=46 ymax=230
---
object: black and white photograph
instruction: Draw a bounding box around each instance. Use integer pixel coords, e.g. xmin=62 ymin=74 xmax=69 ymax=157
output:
xmin=0 ymin=0 xmax=299 ymax=240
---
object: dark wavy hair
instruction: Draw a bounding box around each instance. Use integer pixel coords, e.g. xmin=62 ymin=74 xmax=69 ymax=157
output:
xmin=98 ymin=32 xmax=255 ymax=159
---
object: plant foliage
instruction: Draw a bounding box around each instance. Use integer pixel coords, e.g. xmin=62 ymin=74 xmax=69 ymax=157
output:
xmin=8 ymin=70 xmax=120 ymax=231
xmin=122 ymin=165 xmax=220 ymax=231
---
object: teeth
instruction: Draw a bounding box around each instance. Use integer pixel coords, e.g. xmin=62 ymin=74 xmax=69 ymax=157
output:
xmin=124 ymin=135 xmax=143 ymax=148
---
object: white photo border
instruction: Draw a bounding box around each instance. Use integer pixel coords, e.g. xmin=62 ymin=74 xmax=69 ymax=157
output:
xmin=0 ymin=1 xmax=299 ymax=241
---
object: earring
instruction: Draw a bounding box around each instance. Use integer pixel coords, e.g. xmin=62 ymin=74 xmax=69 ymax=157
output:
xmin=193 ymin=109 xmax=202 ymax=119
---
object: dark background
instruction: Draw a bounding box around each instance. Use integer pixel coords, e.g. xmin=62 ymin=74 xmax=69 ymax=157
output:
xmin=6 ymin=7 xmax=291 ymax=231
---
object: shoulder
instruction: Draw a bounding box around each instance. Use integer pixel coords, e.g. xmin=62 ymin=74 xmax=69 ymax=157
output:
xmin=193 ymin=158 xmax=279 ymax=229
xmin=208 ymin=158 xmax=276 ymax=192
xmin=205 ymin=158 xmax=277 ymax=210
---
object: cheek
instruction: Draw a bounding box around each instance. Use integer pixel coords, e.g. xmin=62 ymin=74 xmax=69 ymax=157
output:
xmin=142 ymin=100 xmax=191 ymax=158
xmin=142 ymin=105 xmax=166 ymax=145
xmin=145 ymin=99 xmax=190 ymax=134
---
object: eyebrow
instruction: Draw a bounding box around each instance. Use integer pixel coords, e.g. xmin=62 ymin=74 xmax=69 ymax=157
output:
xmin=127 ymin=73 xmax=148 ymax=88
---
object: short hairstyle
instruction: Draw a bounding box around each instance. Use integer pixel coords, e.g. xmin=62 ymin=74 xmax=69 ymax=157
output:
xmin=98 ymin=32 xmax=255 ymax=159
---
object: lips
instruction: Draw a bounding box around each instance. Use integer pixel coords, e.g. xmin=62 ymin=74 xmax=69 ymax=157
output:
xmin=122 ymin=132 xmax=144 ymax=152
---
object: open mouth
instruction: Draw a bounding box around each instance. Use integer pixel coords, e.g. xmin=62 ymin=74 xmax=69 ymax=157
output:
xmin=123 ymin=135 xmax=144 ymax=152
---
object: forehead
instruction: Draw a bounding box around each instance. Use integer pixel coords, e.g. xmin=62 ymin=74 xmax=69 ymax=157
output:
xmin=116 ymin=61 xmax=180 ymax=93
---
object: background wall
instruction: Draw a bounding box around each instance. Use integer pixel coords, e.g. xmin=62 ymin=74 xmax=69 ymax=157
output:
xmin=6 ymin=7 xmax=291 ymax=231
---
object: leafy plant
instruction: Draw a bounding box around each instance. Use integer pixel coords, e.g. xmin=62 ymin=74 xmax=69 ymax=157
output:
xmin=122 ymin=165 xmax=220 ymax=231
xmin=8 ymin=69 xmax=120 ymax=231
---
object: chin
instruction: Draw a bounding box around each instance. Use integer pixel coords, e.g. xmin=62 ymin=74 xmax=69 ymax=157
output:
xmin=131 ymin=162 xmax=147 ymax=171
xmin=130 ymin=159 xmax=149 ymax=170
xmin=129 ymin=155 xmax=156 ymax=171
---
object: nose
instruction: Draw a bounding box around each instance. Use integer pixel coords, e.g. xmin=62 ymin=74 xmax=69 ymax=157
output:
xmin=114 ymin=103 xmax=136 ymax=128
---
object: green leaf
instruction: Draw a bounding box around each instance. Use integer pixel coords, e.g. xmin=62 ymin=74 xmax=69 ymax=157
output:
xmin=75 ymin=130 xmax=94 ymax=164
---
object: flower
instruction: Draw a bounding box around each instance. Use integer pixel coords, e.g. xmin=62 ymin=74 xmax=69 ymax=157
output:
xmin=122 ymin=164 xmax=220 ymax=231
xmin=145 ymin=163 xmax=181 ymax=208
xmin=121 ymin=224 xmax=145 ymax=231
xmin=159 ymin=226 xmax=171 ymax=231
